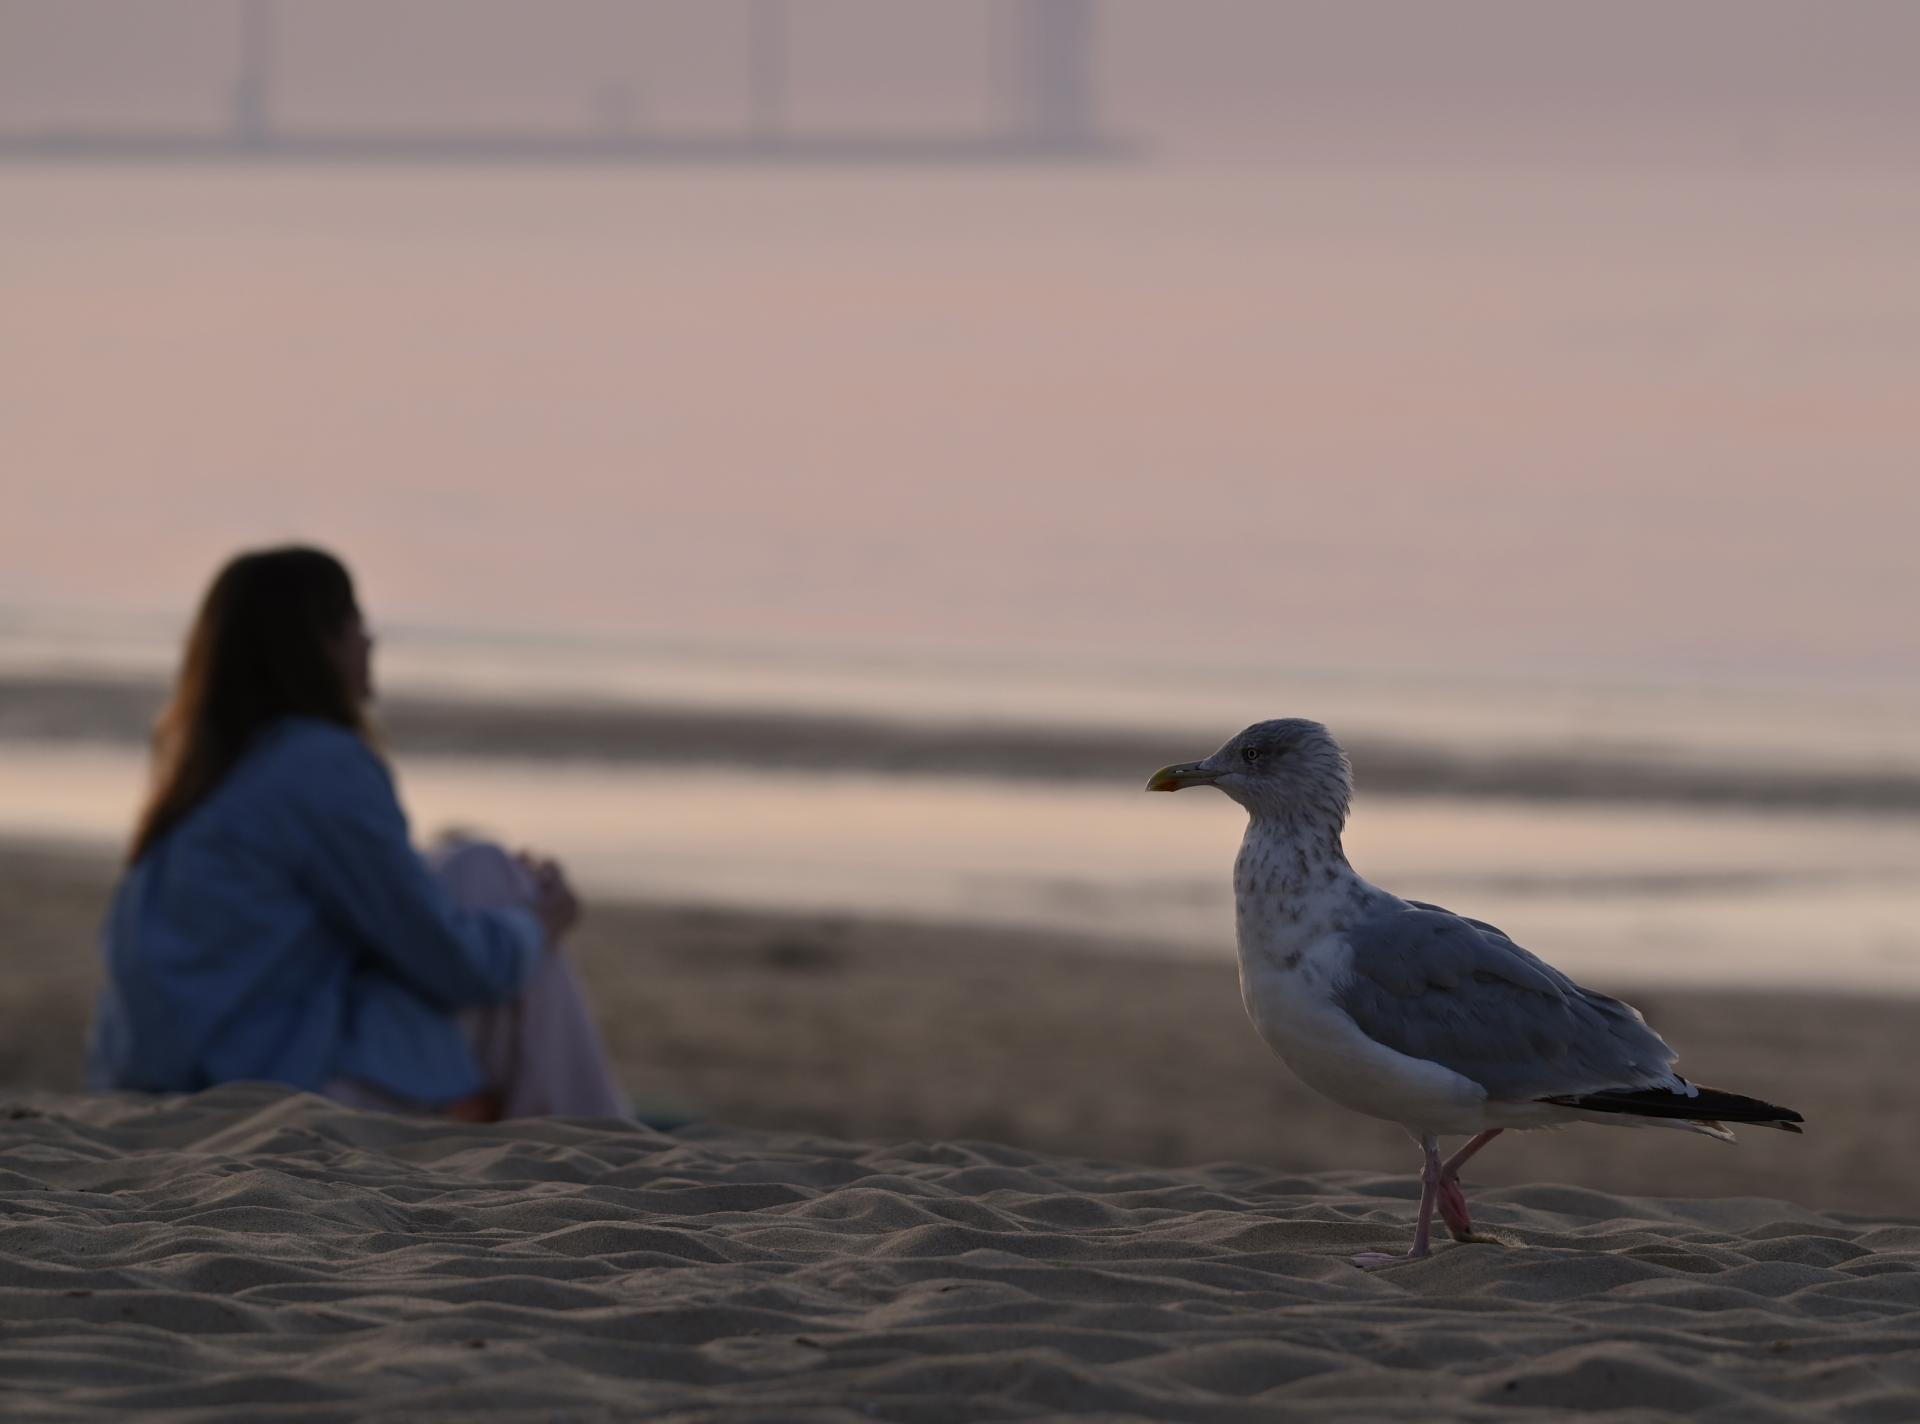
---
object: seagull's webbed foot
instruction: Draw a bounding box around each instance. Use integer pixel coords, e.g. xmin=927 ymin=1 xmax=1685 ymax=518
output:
xmin=1436 ymin=1129 xmax=1505 ymax=1244
xmin=1352 ymin=1134 xmax=1446 ymax=1270
xmin=1350 ymin=1248 xmax=1430 ymax=1271
xmin=1442 ymin=1227 xmax=1504 ymax=1245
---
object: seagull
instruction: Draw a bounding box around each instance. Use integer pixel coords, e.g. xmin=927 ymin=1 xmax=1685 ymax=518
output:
xmin=1149 ymin=718 xmax=1803 ymax=1269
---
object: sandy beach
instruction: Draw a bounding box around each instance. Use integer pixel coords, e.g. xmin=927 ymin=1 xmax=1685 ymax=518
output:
xmin=7 ymin=837 xmax=1919 ymax=1419
xmin=3 ymin=1082 xmax=1918 ymax=1422
xmin=2 ymin=838 xmax=1911 ymax=1218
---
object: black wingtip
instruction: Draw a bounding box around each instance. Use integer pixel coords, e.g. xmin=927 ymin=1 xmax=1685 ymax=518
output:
xmin=1541 ymin=1084 xmax=1805 ymax=1128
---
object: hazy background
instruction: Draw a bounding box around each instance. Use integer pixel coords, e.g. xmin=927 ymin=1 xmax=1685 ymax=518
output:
xmin=5 ymin=1 xmax=1920 ymax=163
xmin=3 ymin=1 xmax=1918 ymax=997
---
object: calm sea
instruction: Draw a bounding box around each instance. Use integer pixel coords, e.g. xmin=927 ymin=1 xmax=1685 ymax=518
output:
xmin=4 ymin=618 xmax=1919 ymax=996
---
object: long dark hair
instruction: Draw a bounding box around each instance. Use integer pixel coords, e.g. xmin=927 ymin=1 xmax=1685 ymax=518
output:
xmin=130 ymin=546 xmax=370 ymax=862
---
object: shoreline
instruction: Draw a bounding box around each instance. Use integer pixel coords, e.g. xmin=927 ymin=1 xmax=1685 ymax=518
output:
xmin=3 ymin=837 xmax=1907 ymax=1218
xmin=7 ymin=671 xmax=1920 ymax=814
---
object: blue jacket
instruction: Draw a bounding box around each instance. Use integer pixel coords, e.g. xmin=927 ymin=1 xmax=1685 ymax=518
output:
xmin=88 ymin=718 xmax=544 ymax=1105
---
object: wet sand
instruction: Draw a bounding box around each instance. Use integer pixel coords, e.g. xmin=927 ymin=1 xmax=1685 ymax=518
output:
xmin=1 ymin=838 xmax=1905 ymax=1218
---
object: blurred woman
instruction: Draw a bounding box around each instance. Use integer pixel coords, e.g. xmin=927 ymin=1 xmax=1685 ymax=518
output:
xmin=87 ymin=546 xmax=627 ymax=1121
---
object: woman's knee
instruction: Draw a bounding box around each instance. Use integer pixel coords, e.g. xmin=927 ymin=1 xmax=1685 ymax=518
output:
xmin=431 ymin=838 xmax=536 ymax=909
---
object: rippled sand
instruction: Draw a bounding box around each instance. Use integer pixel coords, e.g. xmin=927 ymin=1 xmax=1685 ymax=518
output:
xmin=3 ymin=1084 xmax=1917 ymax=1422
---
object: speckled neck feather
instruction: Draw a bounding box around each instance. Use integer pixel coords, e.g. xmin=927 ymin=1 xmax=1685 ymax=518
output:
xmin=1232 ymin=809 xmax=1388 ymax=971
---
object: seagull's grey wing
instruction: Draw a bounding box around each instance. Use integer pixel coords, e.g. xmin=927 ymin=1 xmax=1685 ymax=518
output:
xmin=1335 ymin=904 xmax=1679 ymax=1102
xmin=1403 ymin=900 xmax=1514 ymax=941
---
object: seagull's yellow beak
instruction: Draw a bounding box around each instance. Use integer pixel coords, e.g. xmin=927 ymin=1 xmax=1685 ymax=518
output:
xmin=1146 ymin=760 xmax=1222 ymax=792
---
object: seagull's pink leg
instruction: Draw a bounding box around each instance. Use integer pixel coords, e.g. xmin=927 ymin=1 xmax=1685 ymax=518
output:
xmin=1436 ymin=1129 xmax=1503 ymax=1241
xmin=1442 ymin=1129 xmax=1503 ymax=1179
xmin=1352 ymin=1135 xmax=1443 ymax=1269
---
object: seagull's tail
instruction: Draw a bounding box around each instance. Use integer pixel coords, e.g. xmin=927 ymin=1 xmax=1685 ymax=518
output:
xmin=1539 ymin=1084 xmax=1805 ymax=1139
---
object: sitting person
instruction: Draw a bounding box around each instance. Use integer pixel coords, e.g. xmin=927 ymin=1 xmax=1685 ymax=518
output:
xmin=87 ymin=545 xmax=627 ymax=1121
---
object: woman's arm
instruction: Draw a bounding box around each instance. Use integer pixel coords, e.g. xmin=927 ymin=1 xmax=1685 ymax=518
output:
xmin=285 ymin=727 xmax=544 ymax=1006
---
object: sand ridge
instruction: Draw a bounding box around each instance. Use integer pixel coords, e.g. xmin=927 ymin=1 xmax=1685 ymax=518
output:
xmin=2 ymin=1085 xmax=1917 ymax=1421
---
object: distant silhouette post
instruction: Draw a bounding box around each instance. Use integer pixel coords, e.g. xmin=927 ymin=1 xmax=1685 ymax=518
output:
xmin=1012 ymin=0 xmax=1095 ymax=150
xmin=749 ymin=0 xmax=788 ymax=149
xmin=232 ymin=0 xmax=274 ymax=148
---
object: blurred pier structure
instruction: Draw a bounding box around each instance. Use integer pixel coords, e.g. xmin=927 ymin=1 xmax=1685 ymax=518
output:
xmin=0 ymin=0 xmax=1131 ymax=164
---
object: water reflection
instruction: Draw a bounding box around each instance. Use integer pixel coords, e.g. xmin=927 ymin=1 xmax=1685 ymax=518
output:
xmin=4 ymin=741 xmax=1915 ymax=994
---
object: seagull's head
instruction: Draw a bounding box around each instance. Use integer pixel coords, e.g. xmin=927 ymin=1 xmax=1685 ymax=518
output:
xmin=1146 ymin=718 xmax=1352 ymax=825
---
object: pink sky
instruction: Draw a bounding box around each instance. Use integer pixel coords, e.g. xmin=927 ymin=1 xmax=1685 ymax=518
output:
xmin=4 ymin=164 xmax=1916 ymax=684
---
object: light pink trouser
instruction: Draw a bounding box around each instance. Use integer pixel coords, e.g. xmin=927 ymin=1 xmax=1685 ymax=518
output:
xmin=326 ymin=841 xmax=629 ymax=1120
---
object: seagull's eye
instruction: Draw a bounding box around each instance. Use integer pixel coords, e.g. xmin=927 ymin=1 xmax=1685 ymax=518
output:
xmin=1241 ymin=746 xmax=1263 ymax=764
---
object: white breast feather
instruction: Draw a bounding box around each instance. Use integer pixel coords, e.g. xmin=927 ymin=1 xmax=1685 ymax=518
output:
xmin=1236 ymin=880 xmax=1496 ymax=1135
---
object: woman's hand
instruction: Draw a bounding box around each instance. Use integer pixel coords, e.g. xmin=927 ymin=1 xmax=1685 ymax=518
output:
xmin=518 ymin=852 xmax=581 ymax=946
